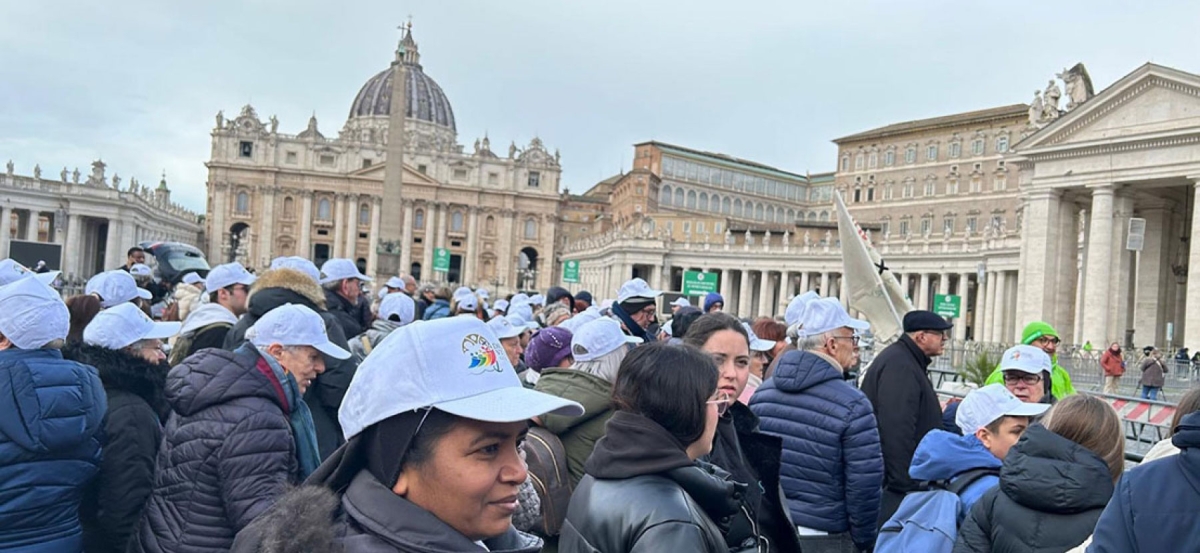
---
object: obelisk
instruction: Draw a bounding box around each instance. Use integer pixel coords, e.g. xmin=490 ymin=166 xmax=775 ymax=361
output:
xmin=377 ymin=24 xmax=410 ymax=277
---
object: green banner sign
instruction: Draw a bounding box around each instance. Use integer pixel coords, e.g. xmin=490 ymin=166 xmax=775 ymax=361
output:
xmin=562 ymin=260 xmax=580 ymax=283
xmin=682 ymin=270 xmax=719 ymax=296
xmin=933 ymin=293 xmax=961 ymax=319
xmin=433 ymin=247 xmax=451 ymax=272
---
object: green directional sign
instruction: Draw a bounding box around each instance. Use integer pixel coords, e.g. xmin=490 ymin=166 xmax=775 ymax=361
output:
xmin=562 ymin=260 xmax=580 ymax=283
xmin=433 ymin=247 xmax=451 ymax=272
xmin=682 ymin=270 xmax=719 ymax=296
xmin=933 ymin=293 xmax=961 ymax=318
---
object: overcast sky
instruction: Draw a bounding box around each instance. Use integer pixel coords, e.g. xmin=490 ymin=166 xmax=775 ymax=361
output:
xmin=2 ymin=1 xmax=1198 ymax=211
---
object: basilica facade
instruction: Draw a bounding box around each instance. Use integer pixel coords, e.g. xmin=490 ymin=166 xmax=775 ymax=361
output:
xmin=205 ymin=27 xmax=563 ymax=293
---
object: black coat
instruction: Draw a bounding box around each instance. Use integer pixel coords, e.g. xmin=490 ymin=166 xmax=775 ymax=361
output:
xmin=560 ymin=411 xmax=745 ymax=553
xmin=130 ymin=346 xmax=298 ymax=553
xmin=953 ymin=425 xmax=1114 ymax=553
xmin=323 ymin=289 xmax=371 ymax=340
xmin=860 ymin=334 xmax=943 ymax=494
xmin=223 ymin=268 xmax=356 ymax=460
xmin=63 ymin=344 xmax=168 ymax=553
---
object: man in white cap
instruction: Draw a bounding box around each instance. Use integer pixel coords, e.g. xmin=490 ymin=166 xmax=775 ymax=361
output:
xmin=491 ymin=298 xmax=510 ymax=319
xmin=452 ymin=287 xmax=480 ymax=317
xmin=66 ymin=303 xmax=180 ymax=552
xmin=133 ymin=304 xmax=350 ymax=553
xmin=613 ymin=277 xmax=662 ymax=342
xmin=171 ymin=262 xmax=257 ymax=366
xmin=669 ymin=296 xmax=691 ymax=315
xmin=320 ymin=259 xmax=374 ymax=338
xmin=231 ymin=316 xmax=582 ymax=552
xmin=0 ymin=277 xmax=106 ymax=552
xmin=349 ymin=292 xmax=416 ymax=364
xmin=749 ymin=297 xmax=882 ymax=552
xmin=86 ymin=270 xmax=153 ymax=309
xmin=269 ymin=256 xmax=321 ymax=283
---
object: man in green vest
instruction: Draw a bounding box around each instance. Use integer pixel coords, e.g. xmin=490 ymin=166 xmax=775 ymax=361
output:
xmin=984 ymin=321 xmax=1077 ymax=401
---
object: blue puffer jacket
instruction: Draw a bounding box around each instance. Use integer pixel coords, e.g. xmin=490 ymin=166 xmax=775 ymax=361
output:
xmin=0 ymin=348 xmax=106 ymax=552
xmin=908 ymin=430 xmax=1001 ymax=517
xmin=1088 ymin=411 xmax=1200 ymax=552
xmin=749 ymin=349 xmax=884 ymax=549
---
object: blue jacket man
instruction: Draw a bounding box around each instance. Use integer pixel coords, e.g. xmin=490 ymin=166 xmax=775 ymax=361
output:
xmin=0 ymin=276 xmax=106 ymax=552
xmin=1088 ymin=411 xmax=1200 ymax=552
xmin=908 ymin=430 xmax=1001 ymax=516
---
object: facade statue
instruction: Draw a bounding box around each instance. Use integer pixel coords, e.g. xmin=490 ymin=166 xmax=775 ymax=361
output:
xmin=269 ymin=115 xmax=279 ymax=134
xmin=1042 ymin=79 xmax=1061 ymax=122
xmin=803 ymin=230 xmax=811 ymax=246
xmin=5 ymin=160 xmax=12 ymax=176
xmin=782 ymin=229 xmax=790 ymax=245
xmin=61 ymin=167 xmax=68 ymax=183
xmin=824 ymin=230 xmax=832 ymax=245
xmin=72 ymin=168 xmax=80 ymax=184
xmin=1057 ymin=63 xmax=1096 ymax=111
xmin=1028 ymin=91 xmax=1044 ymax=127
xmin=32 ymin=165 xmax=40 ymax=180
xmin=216 ymin=110 xmax=224 ymax=129
xmin=724 ymin=228 xmax=733 ymax=244
xmin=473 ymin=138 xmax=481 ymax=154
xmin=509 ymin=141 xmax=518 ymax=159
xmin=112 ymin=173 xmax=121 ymax=189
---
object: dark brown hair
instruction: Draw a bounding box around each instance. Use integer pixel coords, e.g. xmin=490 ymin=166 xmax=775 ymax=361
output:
xmin=682 ymin=312 xmax=748 ymax=350
xmin=612 ymin=342 xmax=717 ymax=446
xmin=65 ymin=295 xmax=103 ymax=345
xmin=752 ymin=317 xmax=786 ymax=343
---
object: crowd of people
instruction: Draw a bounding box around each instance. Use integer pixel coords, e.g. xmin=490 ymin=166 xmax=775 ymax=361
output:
xmin=0 ymin=249 xmax=1197 ymax=553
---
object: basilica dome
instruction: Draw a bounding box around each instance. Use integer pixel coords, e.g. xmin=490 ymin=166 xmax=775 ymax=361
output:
xmin=347 ymin=29 xmax=456 ymax=132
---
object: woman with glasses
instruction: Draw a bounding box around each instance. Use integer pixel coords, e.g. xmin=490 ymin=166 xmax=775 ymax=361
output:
xmin=684 ymin=313 xmax=805 ymax=552
xmin=996 ymin=345 xmax=1056 ymax=409
xmin=982 ymin=321 xmax=1077 ymax=401
xmin=64 ymin=303 xmax=180 ymax=553
xmin=561 ymin=342 xmax=754 ymax=552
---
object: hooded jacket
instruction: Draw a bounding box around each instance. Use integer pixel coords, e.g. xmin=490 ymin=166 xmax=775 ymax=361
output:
xmin=63 ymin=343 xmax=169 ymax=553
xmin=953 ymin=425 xmax=1114 ymax=553
xmin=861 ymin=333 xmax=944 ymax=494
xmin=131 ymin=347 xmax=298 ymax=553
xmin=347 ymin=319 xmax=404 ymax=364
xmin=560 ymin=411 xmax=743 ymax=553
xmin=534 ymin=368 xmax=615 ymax=485
xmin=175 ymin=302 xmax=239 ymax=362
xmin=223 ymin=268 xmax=356 ymax=459
xmin=0 ymin=348 xmax=106 ymax=553
xmin=983 ymin=322 xmax=1077 ymax=400
xmin=175 ymin=281 xmax=203 ymax=321
xmin=749 ymin=349 xmax=883 ymax=548
xmin=908 ymin=430 xmax=1002 ymax=517
xmin=1088 ymin=411 xmax=1200 ymax=552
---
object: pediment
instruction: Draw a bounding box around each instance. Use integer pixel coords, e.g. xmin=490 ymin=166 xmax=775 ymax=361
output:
xmin=348 ymin=161 xmax=440 ymax=185
xmin=1020 ymin=63 xmax=1200 ymax=151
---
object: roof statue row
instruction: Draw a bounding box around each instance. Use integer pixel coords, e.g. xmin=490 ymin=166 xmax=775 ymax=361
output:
xmin=1027 ymin=63 xmax=1095 ymax=130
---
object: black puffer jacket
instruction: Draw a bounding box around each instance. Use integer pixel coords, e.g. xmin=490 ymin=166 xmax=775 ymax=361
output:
xmin=63 ymin=344 xmax=168 ymax=553
xmin=222 ymin=268 xmax=356 ymax=459
xmin=323 ymin=288 xmax=371 ymax=339
xmin=560 ymin=411 xmax=752 ymax=553
xmin=953 ymin=424 xmax=1115 ymax=553
xmin=130 ymin=346 xmax=298 ymax=553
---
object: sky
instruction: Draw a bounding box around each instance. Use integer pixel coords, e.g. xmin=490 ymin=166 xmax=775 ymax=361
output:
xmin=2 ymin=1 xmax=1199 ymax=212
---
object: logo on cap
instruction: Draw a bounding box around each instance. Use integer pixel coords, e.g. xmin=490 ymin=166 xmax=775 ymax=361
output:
xmin=462 ymin=334 xmax=502 ymax=374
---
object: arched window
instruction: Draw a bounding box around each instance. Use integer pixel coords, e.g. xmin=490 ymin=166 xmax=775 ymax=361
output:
xmin=359 ymin=203 xmax=371 ymax=226
xmin=722 ymin=197 xmax=731 ymax=214
xmin=734 ymin=199 xmax=743 ymax=217
xmin=451 ymin=210 xmax=464 ymax=232
xmin=317 ymin=198 xmax=331 ymax=220
xmin=686 ymin=190 xmax=697 ymax=209
xmin=755 ymin=203 xmax=765 ymax=220
xmin=698 ymin=192 xmax=708 ymax=211
xmin=796 ymin=211 xmax=805 ymax=222
xmin=660 ymin=185 xmax=672 ymax=205
xmin=674 ymin=188 xmax=684 ymax=206
xmin=485 ymin=215 xmax=496 ymax=235
xmin=283 ymin=196 xmax=295 ymax=218
xmin=819 ymin=211 xmax=830 ymax=222
xmin=524 ymin=218 xmax=538 ymax=240
xmin=807 ymin=211 xmax=817 ymax=220
xmin=709 ymin=194 xmax=719 ymax=212
xmin=766 ymin=206 xmax=775 ymax=222
xmin=235 ymin=192 xmax=250 ymax=214
xmin=787 ymin=209 xmax=795 ymax=222
xmin=413 ymin=209 xmax=424 ymax=229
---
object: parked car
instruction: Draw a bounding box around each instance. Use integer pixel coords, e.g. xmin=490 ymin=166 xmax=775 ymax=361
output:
xmin=139 ymin=241 xmax=210 ymax=284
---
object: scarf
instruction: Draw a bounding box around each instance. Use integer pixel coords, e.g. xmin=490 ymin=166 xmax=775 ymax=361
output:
xmin=250 ymin=344 xmax=322 ymax=480
xmin=610 ymin=302 xmax=652 ymax=343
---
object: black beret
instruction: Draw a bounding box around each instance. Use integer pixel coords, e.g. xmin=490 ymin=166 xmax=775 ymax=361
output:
xmin=903 ymin=310 xmax=953 ymax=333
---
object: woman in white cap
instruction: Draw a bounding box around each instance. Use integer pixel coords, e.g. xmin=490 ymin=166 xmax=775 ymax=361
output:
xmin=131 ymin=304 xmax=351 ymax=553
xmin=232 ymin=316 xmax=583 ymax=552
xmin=0 ymin=277 xmax=106 ymax=553
xmin=65 ymin=303 xmax=181 ymax=553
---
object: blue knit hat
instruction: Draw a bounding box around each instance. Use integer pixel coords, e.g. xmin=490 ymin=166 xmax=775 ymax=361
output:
xmin=704 ymin=292 xmax=725 ymax=312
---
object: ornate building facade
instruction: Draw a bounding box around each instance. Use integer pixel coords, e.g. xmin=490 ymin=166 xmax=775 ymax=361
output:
xmin=205 ymin=27 xmax=562 ymax=293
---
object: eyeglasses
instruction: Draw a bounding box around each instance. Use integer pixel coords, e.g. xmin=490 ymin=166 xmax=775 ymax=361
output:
xmin=1033 ymin=336 xmax=1061 ymax=346
xmin=1003 ymin=372 xmax=1043 ymax=385
xmin=707 ymin=393 xmax=733 ymax=416
xmin=831 ymin=334 xmax=861 ymax=346
xmin=130 ymin=340 xmax=166 ymax=356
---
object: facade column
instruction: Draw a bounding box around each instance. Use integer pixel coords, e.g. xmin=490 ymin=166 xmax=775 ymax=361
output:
xmin=983 ymin=272 xmax=997 ymax=342
xmin=1134 ymin=205 xmax=1170 ymax=346
xmin=900 ymin=273 xmax=911 ymax=303
xmin=739 ymin=270 xmax=755 ymax=318
xmin=720 ymin=268 xmax=733 ymax=305
xmin=421 ymin=203 xmax=436 ymax=280
xmin=464 ymin=207 xmax=480 ymax=285
xmin=298 ymin=193 xmax=313 ymax=260
xmin=918 ymin=273 xmax=931 ymax=311
xmin=1015 ymin=190 xmax=1063 ymax=332
xmin=819 ymin=272 xmax=830 ymax=297
xmin=332 ymin=194 xmax=346 ymax=258
xmin=799 ymin=271 xmax=810 ymax=294
xmin=757 ymin=272 xmax=774 ymax=318
xmin=0 ymin=206 xmax=10 ymax=259
xmin=65 ymin=214 xmax=82 ymax=278
xmin=399 ymin=200 xmax=414 ymax=275
xmin=1184 ymin=181 xmax=1200 ymax=352
xmin=937 ymin=273 xmax=950 ymax=297
xmin=436 ymin=203 xmax=448 ymax=250
xmin=955 ymin=273 xmax=971 ymax=342
xmin=25 ymin=210 xmax=39 ymax=241
xmin=104 ymin=220 xmax=123 ymax=270
xmin=344 ymin=196 xmax=359 ymax=261
xmin=1107 ymin=193 xmax=1135 ymax=345
xmin=258 ymin=189 xmax=276 ymax=269
xmin=777 ymin=271 xmax=790 ymax=316
xmin=1053 ymin=200 xmax=1081 ymax=344
xmin=991 ymin=271 xmax=1008 ymax=343
xmin=367 ymin=198 xmax=382 ymax=278
xmin=1081 ymin=185 xmax=1116 ymax=346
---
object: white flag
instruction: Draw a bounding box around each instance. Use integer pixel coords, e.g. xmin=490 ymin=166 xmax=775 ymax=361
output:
xmin=834 ymin=191 xmax=912 ymax=341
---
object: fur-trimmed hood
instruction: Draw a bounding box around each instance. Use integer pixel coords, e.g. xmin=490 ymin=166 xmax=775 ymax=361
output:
xmin=63 ymin=342 xmax=169 ymax=418
xmin=247 ymin=268 xmax=326 ymax=315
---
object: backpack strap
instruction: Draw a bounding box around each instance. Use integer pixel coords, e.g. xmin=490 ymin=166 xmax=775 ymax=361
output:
xmin=944 ymin=467 xmax=1000 ymax=495
xmin=360 ymin=335 xmax=373 ymax=356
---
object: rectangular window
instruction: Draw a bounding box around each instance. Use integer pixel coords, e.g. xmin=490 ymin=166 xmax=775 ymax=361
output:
xmin=992 ymin=215 xmax=1003 ymax=229
xmin=926 ymin=145 xmax=937 ymax=161
xmin=666 ymin=221 xmax=674 ymax=233
xmin=488 ymin=172 xmax=499 ymax=185
xmin=418 ymin=164 xmax=427 ymax=174
xmin=361 ymin=159 xmax=372 ymax=169
xmin=841 ymin=157 xmax=849 ymax=172
xmin=715 ymin=223 xmax=722 ymax=234
xmin=899 ymin=220 xmax=910 ymax=236
xmin=996 ymin=136 xmax=1009 ymax=153
xmin=868 ymin=153 xmax=878 ymax=168
xmin=925 ymin=182 xmax=935 ymax=196
xmin=319 ymin=154 xmax=335 ymax=166
xmin=905 ymin=148 xmax=916 ymax=164
xmin=921 ymin=218 xmax=931 ymax=235
xmin=971 ymin=178 xmax=981 ymax=193
xmin=880 ymin=221 xmax=889 ymax=236
xmin=239 ymin=141 xmax=253 ymax=157
xmin=528 ymin=171 xmax=541 ymax=188
xmin=972 ymin=139 xmax=985 ymax=155
xmin=285 ymin=151 xmax=297 ymax=164
xmin=854 ymin=189 xmax=862 ymax=203
xmin=453 ymin=168 xmax=468 ymax=180
xmin=683 ymin=222 xmax=691 ymax=233
xmin=967 ymin=217 xmax=978 ymax=233
xmin=944 ymin=217 xmax=955 ymax=233
xmin=867 ymin=188 xmax=875 ymax=201
xmin=885 ymin=151 xmax=895 ymax=166
xmin=949 ymin=142 xmax=961 ymax=158
xmin=697 ymin=222 xmax=705 ymax=233
xmin=993 ymin=178 xmax=1007 ymax=191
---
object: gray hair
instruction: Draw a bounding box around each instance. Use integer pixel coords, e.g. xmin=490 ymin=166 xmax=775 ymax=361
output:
xmin=795 ymin=332 xmax=830 ymax=352
xmin=574 ymin=345 xmax=628 ymax=384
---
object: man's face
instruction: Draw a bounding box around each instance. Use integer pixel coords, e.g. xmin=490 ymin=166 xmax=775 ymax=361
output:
xmin=221 ymin=284 xmax=251 ymax=316
xmin=630 ymin=304 xmax=656 ymax=330
xmin=500 ymin=336 xmax=523 ymax=367
xmin=404 ymin=280 xmax=418 ymax=295
xmin=824 ymin=327 xmax=860 ymax=370
xmin=976 ymin=416 xmax=1030 ymax=460
xmin=339 ymin=278 xmax=361 ymax=302
xmin=272 ymin=345 xmax=326 ymax=394
xmin=128 ymin=250 xmax=146 ymax=265
xmin=914 ymin=329 xmax=948 ymax=357
xmin=1003 ymin=370 xmax=1045 ymax=403
xmin=708 ymin=302 xmax=723 ymax=313
xmin=1032 ymin=335 xmax=1059 ymax=357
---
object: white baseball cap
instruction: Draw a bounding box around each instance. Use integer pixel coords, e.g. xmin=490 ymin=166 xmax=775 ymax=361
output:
xmin=385 ymin=276 xmax=406 ymax=289
xmin=320 ymin=258 xmax=373 ymax=285
xmin=206 ymin=262 xmax=256 ymax=292
xmin=477 ymin=288 xmax=490 ymax=300
xmin=0 ymin=276 xmax=69 ymax=349
xmin=999 ymin=345 xmax=1052 ymax=375
xmin=798 ymin=297 xmax=870 ymax=337
xmin=454 ymin=290 xmax=479 ymax=312
xmin=86 ymin=270 xmax=153 ymax=308
xmin=182 ymin=272 xmax=205 ymax=286
xmin=493 ymin=299 xmax=510 ymax=313
xmin=487 ymin=315 xmax=524 ymax=340
xmin=270 ymin=256 xmax=321 ymax=283
xmin=956 ymin=383 xmax=1050 ymax=435
xmin=530 ymin=294 xmax=546 ymax=306
xmin=743 ymin=322 xmax=776 ymax=352
xmin=559 ymin=309 xmax=600 ymax=334
xmin=617 ymin=278 xmax=662 ymax=304
xmin=511 ymin=293 xmax=530 ymax=306
xmin=248 ymin=303 xmax=351 ymax=360
xmin=509 ymin=302 xmax=534 ymax=324
xmin=83 ymin=302 xmax=181 ymax=350
xmin=129 ymin=263 xmax=154 ymax=278
xmin=671 ymin=297 xmax=691 ymax=308
xmin=785 ymin=291 xmax=820 ymax=328
xmin=0 ymin=259 xmax=59 ymax=288
xmin=379 ymin=293 xmax=416 ymax=325
xmin=572 ymin=318 xmax=641 ymax=362
xmin=506 ymin=313 xmax=539 ymax=333
xmin=338 ymin=316 xmax=584 ymax=440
